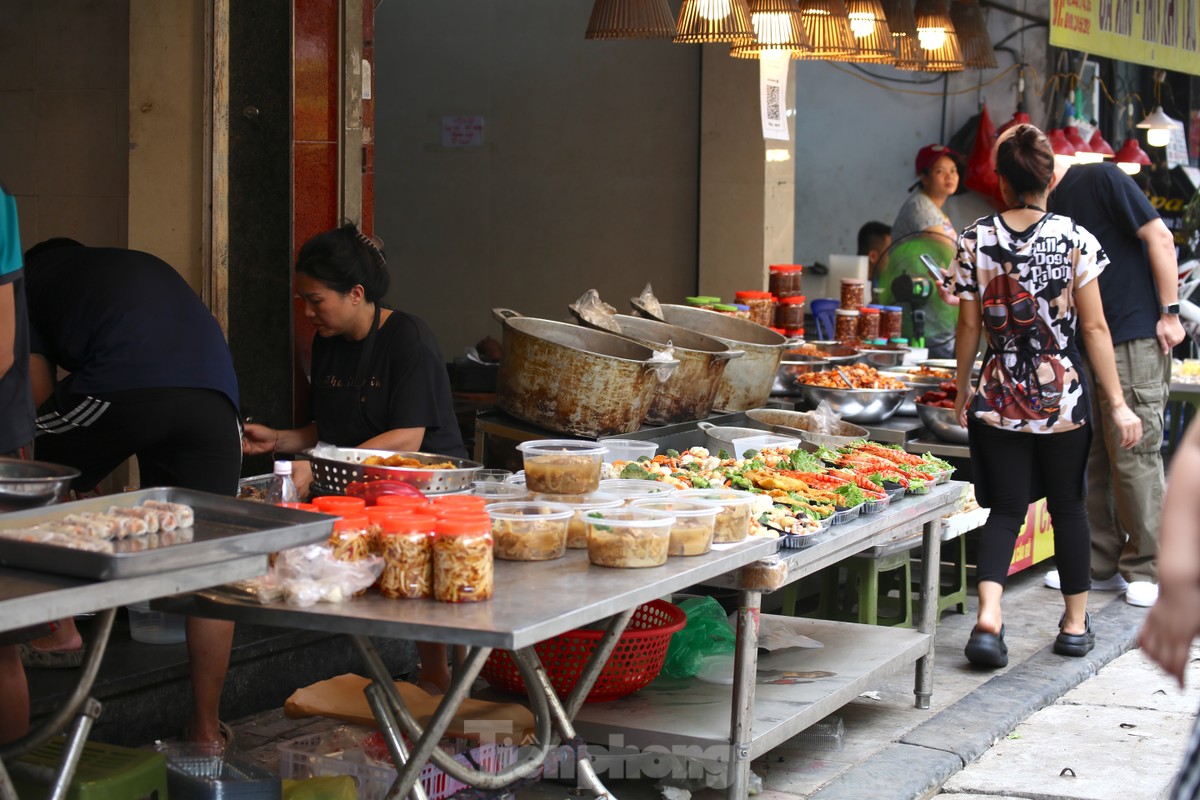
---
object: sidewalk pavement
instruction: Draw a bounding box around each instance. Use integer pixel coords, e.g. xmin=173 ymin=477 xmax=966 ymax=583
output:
xmin=230 ymin=563 xmax=1196 ymax=799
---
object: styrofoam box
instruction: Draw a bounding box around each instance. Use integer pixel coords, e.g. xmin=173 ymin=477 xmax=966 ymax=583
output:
xmin=278 ymin=730 xmax=516 ymax=800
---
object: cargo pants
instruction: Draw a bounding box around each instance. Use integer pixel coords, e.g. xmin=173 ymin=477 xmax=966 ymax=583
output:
xmin=1086 ymin=338 xmax=1170 ymax=583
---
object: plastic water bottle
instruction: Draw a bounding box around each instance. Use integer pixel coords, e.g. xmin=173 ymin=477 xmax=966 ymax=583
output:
xmin=266 ymin=460 xmax=300 ymax=505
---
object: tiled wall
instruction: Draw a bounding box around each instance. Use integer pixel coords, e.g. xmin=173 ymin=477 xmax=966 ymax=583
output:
xmin=0 ymin=1 xmax=130 ymax=252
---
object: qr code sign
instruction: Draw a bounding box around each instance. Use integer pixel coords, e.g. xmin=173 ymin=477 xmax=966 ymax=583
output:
xmin=766 ymin=84 xmax=782 ymax=121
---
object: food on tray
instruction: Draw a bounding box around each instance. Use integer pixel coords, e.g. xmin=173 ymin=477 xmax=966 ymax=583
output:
xmin=523 ymin=454 xmax=601 ymax=494
xmin=0 ymin=526 xmax=116 ymax=553
xmin=379 ymin=531 xmax=432 ymax=599
xmin=795 ymin=363 xmax=908 ymax=390
xmin=361 ymin=454 xmax=457 ymax=469
xmin=141 ymin=500 xmax=196 ymax=528
xmin=108 ymin=504 xmax=175 ymax=532
xmin=432 ymin=527 xmax=493 ymax=602
xmin=917 ymin=382 xmax=958 ymax=408
xmin=911 ymin=365 xmax=954 ymax=379
xmin=112 ymin=528 xmax=195 ymax=552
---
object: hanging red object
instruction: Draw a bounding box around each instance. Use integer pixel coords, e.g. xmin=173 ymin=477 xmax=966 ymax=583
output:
xmin=1047 ymin=128 xmax=1077 ymax=159
xmin=996 ymin=110 xmax=1030 ymax=136
xmin=965 ymin=103 xmax=1004 ymax=209
xmin=1088 ymin=129 xmax=1115 ymax=158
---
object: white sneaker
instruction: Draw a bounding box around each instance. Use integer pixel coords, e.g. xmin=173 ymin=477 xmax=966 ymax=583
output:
xmin=1092 ymin=572 xmax=1130 ymax=592
xmin=1125 ymin=581 xmax=1159 ymax=607
xmin=1043 ymin=570 xmax=1128 ymax=591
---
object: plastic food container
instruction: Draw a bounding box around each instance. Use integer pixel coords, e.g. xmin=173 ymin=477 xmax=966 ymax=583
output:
xmin=379 ymin=513 xmax=435 ymax=599
xmin=127 ymin=601 xmax=187 ymax=644
xmin=676 ymin=489 xmax=756 ymax=543
xmin=597 ymin=439 xmax=658 ymax=464
xmin=584 ymin=507 xmax=676 ymax=568
xmin=840 ymin=278 xmax=865 ymax=309
xmin=329 ymin=516 xmax=371 ymax=562
xmin=598 ymin=479 xmax=677 ymax=504
xmin=503 ymin=471 xmax=527 ymax=487
xmin=486 ymin=501 xmax=573 ymax=561
xmin=472 ymin=468 xmax=512 ymax=484
xmin=432 ymin=517 xmax=493 ymax=602
xmin=516 ymin=440 xmax=607 ymax=494
xmin=471 ymin=481 xmax=530 ymax=504
xmin=533 ymin=491 xmax=625 ymax=548
xmin=629 ymin=498 xmax=719 ymax=556
xmin=835 ymin=308 xmax=860 ymax=343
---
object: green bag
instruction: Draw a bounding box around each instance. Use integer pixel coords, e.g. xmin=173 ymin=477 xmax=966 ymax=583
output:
xmin=661 ymin=596 xmax=737 ymax=679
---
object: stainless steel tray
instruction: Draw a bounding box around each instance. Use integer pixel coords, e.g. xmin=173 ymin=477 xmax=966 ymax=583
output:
xmin=0 ymin=487 xmax=335 ymax=580
xmin=304 ymin=447 xmax=482 ymax=495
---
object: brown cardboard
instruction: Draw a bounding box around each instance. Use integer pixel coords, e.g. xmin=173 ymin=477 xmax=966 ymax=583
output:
xmin=284 ymin=673 xmax=535 ymax=742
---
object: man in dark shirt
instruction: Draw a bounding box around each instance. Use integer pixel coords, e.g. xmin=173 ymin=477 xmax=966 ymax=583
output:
xmin=21 ymin=239 xmax=243 ymax=745
xmin=1046 ymin=161 xmax=1185 ymax=608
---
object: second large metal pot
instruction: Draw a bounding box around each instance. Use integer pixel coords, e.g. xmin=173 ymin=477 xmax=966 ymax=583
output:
xmin=494 ymin=310 xmax=678 ymax=438
xmin=633 ymin=303 xmax=788 ymax=411
xmin=572 ymin=313 xmax=743 ymax=425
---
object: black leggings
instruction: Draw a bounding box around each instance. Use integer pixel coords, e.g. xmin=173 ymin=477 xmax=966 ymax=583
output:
xmin=972 ymin=423 xmax=1092 ymax=595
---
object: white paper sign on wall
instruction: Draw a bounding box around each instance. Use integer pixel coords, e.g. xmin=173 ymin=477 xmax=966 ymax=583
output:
xmin=760 ymin=53 xmax=790 ymax=142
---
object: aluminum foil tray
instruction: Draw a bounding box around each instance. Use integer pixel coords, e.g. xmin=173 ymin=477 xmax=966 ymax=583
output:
xmin=0 ymin=487 xmax=335 ymax=580
xmin=305 ymin=447 xmax=482 ymax=495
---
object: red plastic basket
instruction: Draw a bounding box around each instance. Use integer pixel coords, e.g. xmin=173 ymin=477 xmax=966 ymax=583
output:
xmin=480 ymin=600 xmax=686 ymax=703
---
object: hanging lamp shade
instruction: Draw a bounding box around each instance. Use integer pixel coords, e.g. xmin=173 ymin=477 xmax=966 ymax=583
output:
xmin=996 ymin=110 xmax=1030 ymax=136
xmin=1087 ymin=129 xmax=1116 ymax=158
xmin=881 ymin=0 xmax=923 ymax=69
xmin=795 ymin=0 xmax=858 ymax=59
xmin=730 ymin=0 xmax=812 ymax=58
xmin=1063 ymin=125 xmax=1092 ymax=156
xmin=1114 ymin=137 xmax=1152 ymax=174
xmin=1047 ymin=128 xmax=1077 ymax=164
xmin=675 ymin=0 xmax=755 ymax=43
xmin=1137 ymin=105 xmax=1182 ymax=147
xmin=949 ymin=0 xmax=997 ymax=69
xmin=837 ymin=0 xmax=895 ymax=61
xmin=586 ymin=0 xmax=678 ymax=39
xmin=914 ymin=0 xmax=963 ymax=71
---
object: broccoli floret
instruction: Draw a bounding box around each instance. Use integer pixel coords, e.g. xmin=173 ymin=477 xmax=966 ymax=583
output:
xmin=685 ymin=461 xmax=701 ymax=472
xmin=666 ymin=448 xmax=680 ymax=459
xmin=619 ymin=462 xmax=659 ymax=480
xmin=742 ymin=448 xmax=759 ymax=459
xmin=730 ymin=474 xmax=753 ymax=490
xmin=637 ymin=455 xmax=652 ymax=463
xmin=690 ymin=475 xmax=712 ymax=489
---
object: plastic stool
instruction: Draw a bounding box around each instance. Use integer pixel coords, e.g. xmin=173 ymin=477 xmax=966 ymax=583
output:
xmin=12 ymin=738 xmax=167 ymax=800
xmin=815 ymin=550 xmax=913 ymax=628
xmin=935 ymin=533 xmax=968 ymax=616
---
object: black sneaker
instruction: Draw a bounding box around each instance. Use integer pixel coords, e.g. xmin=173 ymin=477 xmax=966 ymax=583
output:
xmin=965 ymin=624 xmax=1008 ymax=668
xmin=1053 ymin=612 xmax=1095 ymax=657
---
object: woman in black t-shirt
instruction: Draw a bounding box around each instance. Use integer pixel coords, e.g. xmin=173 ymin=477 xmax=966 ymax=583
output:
xmin=243 ymin=223 xmax=466 ymax=693
xmin=243 ymin=223 xmax=466 ymax=494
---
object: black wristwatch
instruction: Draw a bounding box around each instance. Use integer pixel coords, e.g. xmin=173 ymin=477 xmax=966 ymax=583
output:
xmin=1161 ymin=303 xmax=1181 ymax=315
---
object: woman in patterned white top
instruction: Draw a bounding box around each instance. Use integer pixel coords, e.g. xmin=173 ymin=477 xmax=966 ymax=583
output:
xmin=949 ymin=123 xmax=1142 ymax=669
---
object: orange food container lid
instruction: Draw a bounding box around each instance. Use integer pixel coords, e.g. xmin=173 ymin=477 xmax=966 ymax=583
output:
xmin=366 ymin=506 xmax=410 ymax=525
xmin=333 ymin=515 xmax=369 ymax=532
xmin=382 ymin=513 xmax=438 ymax=534
xmin=281 ymin=502 xmax=319 ymax=512
xmin=430 ymin=495 xmax=487 ymax=512
xmin=312 ymin=495 xmax=368 ymax=514
xmin=435 ymin=516 xmax=492 ymax=536
xmin=374 ymin=494 xmax=431 ymax=509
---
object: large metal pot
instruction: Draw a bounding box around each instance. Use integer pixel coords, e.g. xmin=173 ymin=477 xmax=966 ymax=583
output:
xmin=494 ymin=310 xmax=679 ymax=438
xmin=632 ymin=303 xmax=788 ymax=411
xmin=571 ymin=313 xmax=743 ymax=425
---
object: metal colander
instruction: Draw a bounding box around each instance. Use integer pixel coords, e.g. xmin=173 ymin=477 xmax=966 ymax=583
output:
xmin=304 ymin=448 xmax=482 ymax=495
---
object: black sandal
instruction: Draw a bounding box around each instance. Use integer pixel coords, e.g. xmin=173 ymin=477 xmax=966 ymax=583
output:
xmin=1053 ymin=612 xmax=1095 ymax=657
xmin=965 ymin=624 xmax=1008 ymax=668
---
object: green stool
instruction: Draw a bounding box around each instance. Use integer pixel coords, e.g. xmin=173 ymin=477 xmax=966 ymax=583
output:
xmin=816 ymin=550 xmax=913 ymax=627
xmin=12 ymin=738 xmax=167 ymax=800
xmin=936 ymin=532 xmax=968 ymax=616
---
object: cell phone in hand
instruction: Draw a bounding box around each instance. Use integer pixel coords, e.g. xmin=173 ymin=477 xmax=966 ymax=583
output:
xmin=919 ymin=254 xmax=947 ymax=283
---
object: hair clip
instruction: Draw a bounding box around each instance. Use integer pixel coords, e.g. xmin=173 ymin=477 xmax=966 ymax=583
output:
xmin=354 ymin=228 xmax=387 ymax=269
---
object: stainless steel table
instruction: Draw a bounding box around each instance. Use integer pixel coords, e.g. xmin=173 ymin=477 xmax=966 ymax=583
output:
xmin=179 ymin=539 xmax=777 ymax=799
xmin=572 ymin=480 xmax=966 ymax=798
xmin=0 ymin=556 xmax=269 ymax=800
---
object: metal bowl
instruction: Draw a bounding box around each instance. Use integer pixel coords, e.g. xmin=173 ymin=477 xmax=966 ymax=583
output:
xmin=795 ymin=384 xmax=911 ymax=424
xmin=878 ymin=368 xmax=950 ymax=416
xmin=915 ymin=402 xmax=969 ymax=443
xmin=773 ymin=355 xmax=833 ymax=394
xmin=857 ymin=347 xmax=910 ymax=369
xmin=304 ymin=448 xmax=483 ymax=495
xmin=743 ymin=408 xmax=869 ymax=449
xmin=0 ymin=458 xmax=80 ymax=512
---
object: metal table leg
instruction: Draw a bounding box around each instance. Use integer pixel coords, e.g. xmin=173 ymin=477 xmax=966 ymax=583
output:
xmin=914 ymin=519 xmax=943 ymax=709
xmin=726 ymin=589 xmax=761 ymax=800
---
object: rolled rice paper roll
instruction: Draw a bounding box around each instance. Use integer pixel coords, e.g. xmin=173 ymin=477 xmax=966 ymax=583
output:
xmin=108 ymin=506 xmax=161 ymax=533
xmin=142 ymin=500 xmax=194 ymax=528
xmin=62 ymin=514 xmax=121 ymax=540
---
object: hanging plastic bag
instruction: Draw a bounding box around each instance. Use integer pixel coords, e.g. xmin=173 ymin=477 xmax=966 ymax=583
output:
xmin=965 ymin=103 xmax=1004 ymax=210
xmin=661 ymin=596 xmax=738 ymax=679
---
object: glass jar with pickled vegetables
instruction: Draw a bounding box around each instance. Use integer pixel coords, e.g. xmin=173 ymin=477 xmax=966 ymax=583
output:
xmin=857 ymin=307 xmax=880 ymax=342
xmin=769 ymin=264 xmax=803 ymax=299
xmin=840 ymin=278 xmax=865 ymax=310
xmin=432 ymin=516 xmax=494 ymax=602
xmin=735 ymin=291 xmax=776 ymax=327
xmin=329 ymin=516 xmax=372 ymax=562
xmin=880 ymin=305 xmax=904 ymax=341
xmin=775 ymin=295 xmax=806 ymax=330
xmin=834 ymin=308 xmax=860 ymax=344
xmin=378 ymin=513 xmax=435 ymax=599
